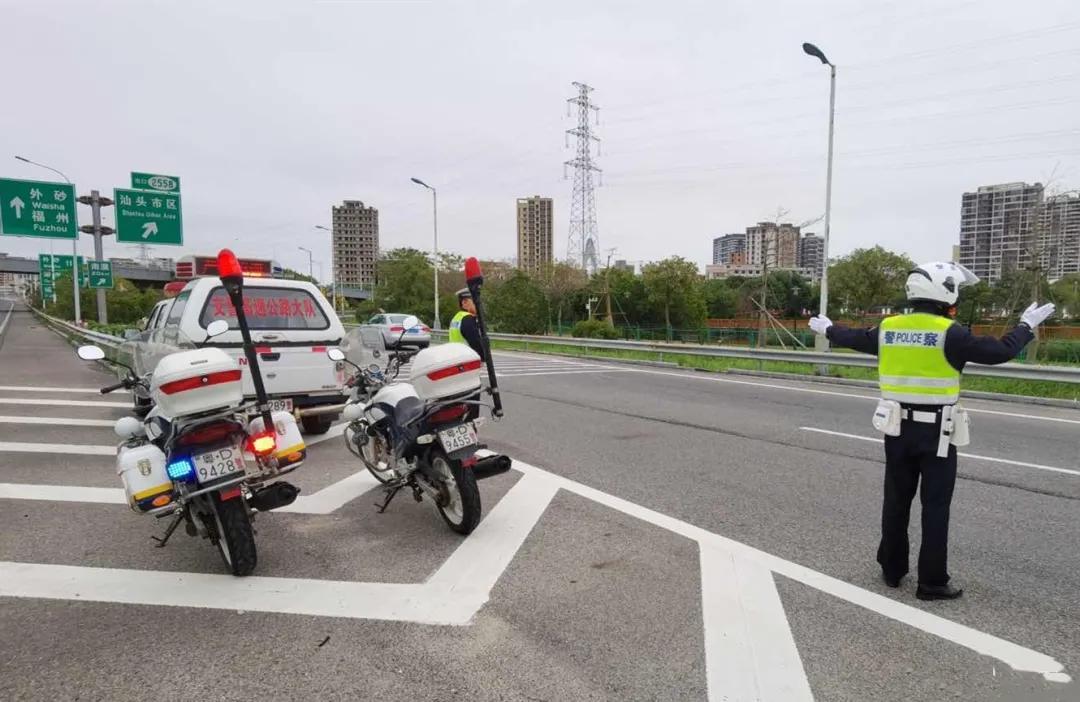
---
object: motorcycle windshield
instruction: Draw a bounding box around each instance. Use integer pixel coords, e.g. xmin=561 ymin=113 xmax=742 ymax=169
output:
xmin=340 ymin=325 xmax=388 ymax=369
xmin=117 ymin=328 xmax=199 ymax=379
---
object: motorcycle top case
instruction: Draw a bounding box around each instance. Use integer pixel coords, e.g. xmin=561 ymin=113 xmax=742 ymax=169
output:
xmin=151 ymin=348 xmax=243 ymax=417
xmin=247 ymin=410 xmax=306 ymax=474
xmin=409 ymin=344 xmax=483 ymax=401
xmin=117 ymin=442 xmax=174 ymax=512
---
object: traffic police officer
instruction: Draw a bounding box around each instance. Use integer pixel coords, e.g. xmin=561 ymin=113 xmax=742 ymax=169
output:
xmin=810 ymin=261 xmax=1055 ymax=600
xmin=449 ymin=288 xmax=486 ymax=361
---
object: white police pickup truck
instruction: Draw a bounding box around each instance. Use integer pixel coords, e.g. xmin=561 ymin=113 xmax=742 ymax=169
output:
xmin=162 ymin=276 xmax=347 ymax=434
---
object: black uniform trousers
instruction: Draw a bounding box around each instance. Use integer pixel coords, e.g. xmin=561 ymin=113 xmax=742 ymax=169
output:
xmin=877 ymin=414 xmax=958 ymax=587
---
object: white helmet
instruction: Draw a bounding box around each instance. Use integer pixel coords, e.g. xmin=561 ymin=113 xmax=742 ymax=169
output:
xmin=905 ymin=261 xmax=979 ymax=306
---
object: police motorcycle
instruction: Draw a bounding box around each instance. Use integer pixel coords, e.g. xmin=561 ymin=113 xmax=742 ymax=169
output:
xmin=329 ymin=258 xmax=510 ymax=535
xmin=74 ymin=250 xmax=306 ymax=576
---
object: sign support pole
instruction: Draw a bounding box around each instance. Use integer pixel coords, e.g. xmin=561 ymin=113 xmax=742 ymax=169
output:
xmin=79 ymin=190 xmax=114 ymax=324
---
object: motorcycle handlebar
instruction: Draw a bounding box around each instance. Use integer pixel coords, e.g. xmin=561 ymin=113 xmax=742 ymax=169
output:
xmin=99 ymin=380 xmax=127 ymax=394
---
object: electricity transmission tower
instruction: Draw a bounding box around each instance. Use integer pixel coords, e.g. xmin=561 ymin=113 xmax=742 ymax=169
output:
xmin=564 ymin=82 xmax=602 ymax=274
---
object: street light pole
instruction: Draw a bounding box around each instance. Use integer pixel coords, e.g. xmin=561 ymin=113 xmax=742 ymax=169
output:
xmin=314 ymin=225 xmax=336 ymax=311
xmin=410 ymin=177 xmax=440 ymax=330
xmin=802 ymin=43 xmax=836 ymax=364
xmin=298 ymin=246 xmax=314 ymax=280
xmin=15 ymin=155 xmax=80 ymax=324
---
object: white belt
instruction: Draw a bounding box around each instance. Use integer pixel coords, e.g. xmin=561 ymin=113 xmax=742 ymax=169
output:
xmin=900 ymin=409 xmax=939 ymax=424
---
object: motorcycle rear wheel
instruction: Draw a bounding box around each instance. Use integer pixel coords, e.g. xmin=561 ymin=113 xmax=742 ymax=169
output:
xmin=209 ymin=493 xmax=257 ymax=577
xmin=431 ymin=451 xmax=481 ymax=535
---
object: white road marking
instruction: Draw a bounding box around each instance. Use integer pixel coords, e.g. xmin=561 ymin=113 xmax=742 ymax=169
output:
xmin=0 ymin=441 xmax=114 ymax=456
xmin=0 ymin=451 xmax=1068 ymax=687
xmin=0 ymin=483 xmax=125 ymax=504
xmin=800 ymin=427 xmax=1080 ymax=478
xmin=700 ymin=544 xmax=813 ymax=702
xmin=0 ymin=415 xmax=115 ymax=427
xmin=502 ymin=457 xmax=1070 ymax=685
xmin=0 ymin=385 xmax=106 ymax=394
xmin=0 ymin=397 xmax=129 ymax=409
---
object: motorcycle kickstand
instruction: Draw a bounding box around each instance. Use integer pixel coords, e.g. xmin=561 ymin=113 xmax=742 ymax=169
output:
xmin=152 ymin=513 xmax=184 ymax=548
xmin=375 ymin=484 xmax=402 ymax=513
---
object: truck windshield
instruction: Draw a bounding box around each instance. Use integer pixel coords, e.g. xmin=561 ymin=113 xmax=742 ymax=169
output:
xmin=199 ymin=286 xmax=330 ymax=331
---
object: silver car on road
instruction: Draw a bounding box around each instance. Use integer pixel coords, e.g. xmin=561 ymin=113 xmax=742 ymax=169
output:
xmin=361 ymin=313 xmax=431 ymax=348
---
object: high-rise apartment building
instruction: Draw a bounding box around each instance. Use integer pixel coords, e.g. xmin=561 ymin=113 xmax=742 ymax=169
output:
xmin=798 ymin=234 xmax=824 ymax=282
xmin=1041 ymin=193 xmax=1080 ymax=280
xmin=745 ymin=221 xmax=800 ymax=269
xmin=712 ymin=233 xmax=746 ymax=265
xmin=332 ymin=200 xmax=379 ymax=288
xmin=958 ymin=183 xmax=1043 ymax=284
xmin=516 ymin=196 xmax=553 ymax=275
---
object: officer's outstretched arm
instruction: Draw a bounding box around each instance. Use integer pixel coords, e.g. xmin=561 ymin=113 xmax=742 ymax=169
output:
xmin=826 ymin=324 xmax=880 ymax=356
xmin=945 ymin=323 xmax=1034 ymax=366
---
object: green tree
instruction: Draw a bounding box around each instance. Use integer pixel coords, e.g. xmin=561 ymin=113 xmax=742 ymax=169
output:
xmin=538 ymin=261 xmax=588 ymax=331
xmin=827 ymin=246 xmax=914 ymax=318
xmin=486 ymin=271 xmax=547 ymax=334
xmin=641 ymin=256 xmax=706 ymax=331
xmin=1049 ymin=274 xmax=1080 ymax=320
xmin=48 ymin=274 xmax=161 ymax=326
xmin=703 ymin=278 xmax=739 ymax=318
xmin=373 ymin=248 xmax=436 ymax=323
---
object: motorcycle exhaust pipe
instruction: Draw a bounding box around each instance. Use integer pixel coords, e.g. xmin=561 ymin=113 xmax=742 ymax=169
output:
xmin=249 ymin=482 xmax=301 ymax=511
xmin=472 ymin=454 xmax=512 ymax=481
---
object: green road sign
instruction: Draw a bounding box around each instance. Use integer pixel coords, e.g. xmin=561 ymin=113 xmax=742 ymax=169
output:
xmin=87 ymin=260 xmax=113 ymax=289
xmin=114 ymin=188 xmax=183 ymax=245
xmin=39 ymin=254 xmax=87 ymax=296
xmin=0 ymin=178 xmax=78 ymax=239
xmin=131 ymin=172 xmax=180 ymax=193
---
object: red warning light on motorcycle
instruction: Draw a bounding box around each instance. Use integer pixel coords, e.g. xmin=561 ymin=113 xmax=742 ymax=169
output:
xmin=464 ymin=257 xmax=483 ymax=284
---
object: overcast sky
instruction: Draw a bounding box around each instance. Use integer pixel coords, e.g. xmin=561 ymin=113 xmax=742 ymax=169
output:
xmin=2 ymin=0 xmax=1079 ymax=277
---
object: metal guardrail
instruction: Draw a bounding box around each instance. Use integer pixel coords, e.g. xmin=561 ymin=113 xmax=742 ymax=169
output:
xmin=32 ymin=309 xmax=125 ymax=350
xmin=32 ymin=312 xmax=1080 ymax=386
xmin=431 ymin=330 xmax=1080 ymax=385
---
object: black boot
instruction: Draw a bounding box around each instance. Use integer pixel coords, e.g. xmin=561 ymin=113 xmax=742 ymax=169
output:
xmin=882 ymin=572 xmax=903 ymax=589
xmin=916 ymin=583 xmax=963 ymax=601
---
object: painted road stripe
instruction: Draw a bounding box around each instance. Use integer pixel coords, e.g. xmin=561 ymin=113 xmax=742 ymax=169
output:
xmin=0 ymin=397 xmax=129 ymax=409
xmin=499 ymin=457 xmax=1070 ymax=685
xmin=700 ymin=544 xmax=813 ymax=701
xmin=0 ymin=483 xmax=124 ymax=504
xmin=0 ymin=441 xmax=114 ymax=456
xmin=617 ymin=368 xmax=1080 ymax=426
xmin=498 ymin=368 xmax=642 ymax=378
xmin=0 ymin=386 xmax=105 ymax=394
xmin=800 ymin=427 xmax=1080 ymax=478
xmin=0 ymin=415 xmax=115 ymax=427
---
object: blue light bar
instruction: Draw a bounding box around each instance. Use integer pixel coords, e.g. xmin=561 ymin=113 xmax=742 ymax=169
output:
xmin=166 ymin=456 xmax=195 ymax=482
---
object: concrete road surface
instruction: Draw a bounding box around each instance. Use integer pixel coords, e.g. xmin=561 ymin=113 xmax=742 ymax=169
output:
xmin=1 ymin=301 xmax=1077 ymax=701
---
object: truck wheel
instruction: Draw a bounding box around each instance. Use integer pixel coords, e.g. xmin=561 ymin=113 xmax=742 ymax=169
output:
xmin=302 ymin=414 xmax=334 ymax=435
xmin=210 ymin=493 xmax=257 ymax=577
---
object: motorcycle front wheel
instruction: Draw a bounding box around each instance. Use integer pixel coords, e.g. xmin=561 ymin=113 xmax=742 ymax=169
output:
xmin=430 ymin=450 xmax=481 ymax=535
xmin=349 ymin=424 xmax=397 ymax=485
xmin=208 ymin=492 xmax=257 ymax=576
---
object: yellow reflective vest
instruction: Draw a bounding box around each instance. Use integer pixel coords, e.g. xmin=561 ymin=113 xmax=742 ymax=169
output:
xmin=877 ymin=313 xmax=960 ymax=405
xmin=448 ymin=310 xmax=472 ymax=345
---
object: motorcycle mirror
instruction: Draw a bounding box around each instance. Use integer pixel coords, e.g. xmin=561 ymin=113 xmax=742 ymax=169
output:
xmin=402 ymin=315 xmax=420 ymax=331
xmin=205 ymin=319 xmax=230 ymax=338
xmin=77 ymin=345 xmax=105 ymax=361
xmin=326 ymin=348 xmax=346 ymax=362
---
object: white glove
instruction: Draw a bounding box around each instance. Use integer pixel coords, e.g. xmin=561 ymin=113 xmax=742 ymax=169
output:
xmin=809 ymin=315 xmax=833 ymax=336
xmin=1020 ymin=302 xmax=1055 ymax=330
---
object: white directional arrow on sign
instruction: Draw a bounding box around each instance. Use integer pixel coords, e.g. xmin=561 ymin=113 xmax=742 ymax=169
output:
xmin=141 ymin=222 xmax=158 ymax=239
xmin=8 ymin=197 xmax=25 ymax=218
xmin=95 ymin=278 xmax=106 ymax=286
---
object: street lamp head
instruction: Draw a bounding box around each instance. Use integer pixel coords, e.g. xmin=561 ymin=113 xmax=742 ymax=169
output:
xmin=14 ymin=155 xmax=30 ymax=163
xmin=314 ymin=225 xmax=329 ymax=231
xmin=802 ymin=42 xmax=832 ymax=66
xmin=411 ymin=177 xmax=431 ymax=189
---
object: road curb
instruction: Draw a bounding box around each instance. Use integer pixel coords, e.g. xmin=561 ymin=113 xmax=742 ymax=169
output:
xmin=725 ymin=369 xmax=1080 ymax=409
